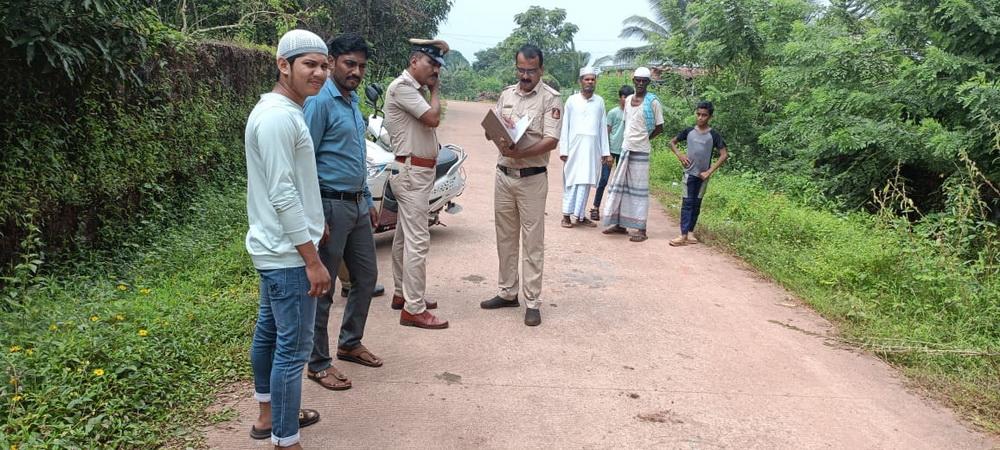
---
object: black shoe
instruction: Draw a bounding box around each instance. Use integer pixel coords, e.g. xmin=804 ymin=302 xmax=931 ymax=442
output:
xmin=342 ymin=284 xmax=386 ymax=298
xmin=480 ymin=295 xmax=520 ymax=309
xmin=524 ymin=308 xmax=541 ymax=326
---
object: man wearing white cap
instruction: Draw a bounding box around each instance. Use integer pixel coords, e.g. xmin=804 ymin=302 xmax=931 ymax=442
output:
xmin=602 ymin=66 xmax=664 ymax=242
xmin=559 ymin=66 xmax=611 ymax=228
xmin=244 ymin=29 xmax=330 ymax=448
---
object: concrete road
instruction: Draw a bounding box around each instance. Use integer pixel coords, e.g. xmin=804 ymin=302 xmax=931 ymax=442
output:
xmin=204 ymin=100 xmax=996 ymax=449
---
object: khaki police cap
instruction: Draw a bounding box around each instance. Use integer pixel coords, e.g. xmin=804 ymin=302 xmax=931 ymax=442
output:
xmin=409 ymin=38 xmax=450 ymax=66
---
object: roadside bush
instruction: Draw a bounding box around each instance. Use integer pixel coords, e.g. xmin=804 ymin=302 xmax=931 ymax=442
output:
xmin=1 ymin=187 xmax=258 ymax=447
xmin=0 ymin=41 xmax=273 ymax=309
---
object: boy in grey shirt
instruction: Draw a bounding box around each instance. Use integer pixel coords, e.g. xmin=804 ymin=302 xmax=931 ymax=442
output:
xmin=668 ymin=101 xmax=728 ymax=246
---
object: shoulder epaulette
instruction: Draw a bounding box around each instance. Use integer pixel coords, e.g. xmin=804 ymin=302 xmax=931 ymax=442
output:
xmin=541 ymin=84 xmax=561 ymax=96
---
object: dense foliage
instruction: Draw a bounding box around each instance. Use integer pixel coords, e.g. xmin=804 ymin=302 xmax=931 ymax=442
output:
xmin=2 ymin=188 xmax=259 ymax=447
xmin=151 ymin=0 xmax=453 ymax=81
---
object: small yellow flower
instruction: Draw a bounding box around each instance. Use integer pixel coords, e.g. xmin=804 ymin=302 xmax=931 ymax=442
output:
xmin=9 ymin=377 xmax=15 ymax=385
xmin=163 ymin=321 xmax=170 ymax=327
xmin=115 ymin=314 xmax=124 ymax=321
xmin=25 ymin=349 xmax=33 ymax=355
xmin=229 ymin=288 xmax=236 ymax=295
xmin=13 ymin=444 xmax=19 ymax=450
xmin=76 ymin=368 xmax=82 ymax=373
xmin=90 ymin=316 xmax=99 ymax=322
xmin=139 ymin=329 xmax=148 ymax=336
xmin=186 ymin=314 xmax=194 ymax=319
xmin=118 ymin=285 xmax=127 ymax=291
xmin=12 ymin=395 xmax=22 ymax=402
xmin=9 ymin=346 xmax=20 ymax=352
xmin=139 ymin=289 xmax=151 ymax=295
xmin=211 ymin=292 xmax=219 ymax=297
xmin=49 ymin=324 xmax=58 ymax=331
xmin=93 ymin=369 xmax=105 ymax=376
xmin=64 ymin=367 xmax=71 ymax=372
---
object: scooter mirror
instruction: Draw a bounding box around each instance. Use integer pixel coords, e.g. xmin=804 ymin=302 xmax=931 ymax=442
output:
xmin=365 ymin=83 xmax=383 ymax=105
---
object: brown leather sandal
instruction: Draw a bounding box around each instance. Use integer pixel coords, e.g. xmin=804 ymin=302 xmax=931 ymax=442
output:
xmin=337 ymin=345 xmax=383 ymax=367
xmin=307 ymin=367 xmax=351 ymax=390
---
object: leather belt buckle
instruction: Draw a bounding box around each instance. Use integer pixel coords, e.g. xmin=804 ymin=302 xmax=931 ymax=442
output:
xmin=498 ymin=165 xmax=519 ymax=178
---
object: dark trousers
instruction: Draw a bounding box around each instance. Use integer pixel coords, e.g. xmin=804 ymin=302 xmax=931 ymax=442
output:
xmin=310 ymin=197 xmax=378 ymax=373
xmin=680 ymin=174 xmax=705 ymax=234
xmin=593 ymin=153 xmax=620 ymax=208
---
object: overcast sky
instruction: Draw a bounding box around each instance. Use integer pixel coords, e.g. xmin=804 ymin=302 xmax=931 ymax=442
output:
xmin=434 ymin=0 xmax=657 ymax=64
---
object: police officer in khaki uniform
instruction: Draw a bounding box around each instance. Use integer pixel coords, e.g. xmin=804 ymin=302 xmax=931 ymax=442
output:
xmin=384 ymin=38 xmax=449 ymax=329
xmin=480 ymin=44 xmax=563 ymax=327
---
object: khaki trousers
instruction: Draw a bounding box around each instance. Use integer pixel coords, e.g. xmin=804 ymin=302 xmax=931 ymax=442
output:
xmin=494 ymin=168 xmax=547 ymax=309
xmin=389 ymin=164 xmax=436 ymax=314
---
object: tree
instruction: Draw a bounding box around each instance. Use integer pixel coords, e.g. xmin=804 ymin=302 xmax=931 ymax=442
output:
xmin=153 ymin=0 xmax=453 ymax=81
xmin=2 ymin=0 xmax=164 ymax=83
xmin=615 ymin=0 xmax=690 ymax=65
xmin=472 ymin=6 xmax=580 ymax=89
xmin=308 ymin=0 xmax=452 ymax=81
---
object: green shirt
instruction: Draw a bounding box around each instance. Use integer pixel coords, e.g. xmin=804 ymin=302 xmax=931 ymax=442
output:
xmin=606 ymin=106 xmax=625 ymax=155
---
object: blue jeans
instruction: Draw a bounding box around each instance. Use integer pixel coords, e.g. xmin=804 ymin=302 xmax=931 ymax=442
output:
xmin=251 ymin=267 xmax=317 ymax=446
xmin=593 ymin=153 xmax=620 ymax=208
xmin=680 ymin=173 xmax=708 ymax=234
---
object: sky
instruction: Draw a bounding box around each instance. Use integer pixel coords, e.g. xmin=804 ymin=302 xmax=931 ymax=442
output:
xmin=434 ymin=0 xmax=657 ymax=64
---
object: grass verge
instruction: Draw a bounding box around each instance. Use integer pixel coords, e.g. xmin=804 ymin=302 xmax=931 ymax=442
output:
xmin=1 ymin=185 xmax=258 ymax=448
xmin=648 ymin=149 xmax=1000 ymax=433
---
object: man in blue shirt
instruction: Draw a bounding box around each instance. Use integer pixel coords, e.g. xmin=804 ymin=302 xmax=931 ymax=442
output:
xmin=302 ymin=34 xmax=383 ymax=392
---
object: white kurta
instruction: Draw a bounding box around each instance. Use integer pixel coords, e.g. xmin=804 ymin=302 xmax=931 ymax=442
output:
xmin=559 ymin=92 xmax=610 ymax=188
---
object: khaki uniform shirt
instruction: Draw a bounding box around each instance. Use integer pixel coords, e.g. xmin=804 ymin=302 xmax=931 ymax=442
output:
xmin=495 ymin=82 xmax=563 ymax=169
xmin=385 ymin=69 xmax=439 ymax=159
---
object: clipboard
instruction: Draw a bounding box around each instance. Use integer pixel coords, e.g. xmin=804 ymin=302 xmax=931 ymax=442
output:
xmin=481 ymin=109 xmax=531 ymax=156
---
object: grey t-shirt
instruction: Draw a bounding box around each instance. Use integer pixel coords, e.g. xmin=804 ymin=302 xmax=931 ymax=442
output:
xmin=676 ymin=127 xmax=725 ymax=176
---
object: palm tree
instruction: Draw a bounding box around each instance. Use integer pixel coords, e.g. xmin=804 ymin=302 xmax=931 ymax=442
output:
xmin=611 ymin=0 xmax=689 ymax=66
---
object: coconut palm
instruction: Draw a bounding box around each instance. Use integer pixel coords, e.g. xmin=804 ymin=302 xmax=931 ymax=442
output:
xmin=612 ymin=0 xmax=690 ymax=65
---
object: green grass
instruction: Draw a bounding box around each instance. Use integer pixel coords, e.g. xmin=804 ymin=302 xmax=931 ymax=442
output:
xmin=1 ymin=186 xmax=259 ymax=448
xmin=648 ymin=146 xmax=1000 ymax=432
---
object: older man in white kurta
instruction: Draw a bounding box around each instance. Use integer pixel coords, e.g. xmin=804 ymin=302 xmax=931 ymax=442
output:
xmin=559 ymin=67 xmax=611 ymax=228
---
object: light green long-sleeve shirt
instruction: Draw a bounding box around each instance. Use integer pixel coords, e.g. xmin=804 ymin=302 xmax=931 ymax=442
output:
xmin=244 ymin=93 xmax=324 ymax=270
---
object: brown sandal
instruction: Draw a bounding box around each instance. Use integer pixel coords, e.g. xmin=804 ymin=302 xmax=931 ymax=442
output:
xmin=602 ymin=225 xmax=628 ymax=235
xmin=307 ymin=367 xmax=351 ymax=390
xmin=337 ymin=345 xmax=383 ymax=367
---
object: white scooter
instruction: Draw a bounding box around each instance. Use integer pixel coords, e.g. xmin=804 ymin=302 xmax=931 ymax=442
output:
xmin=363 ymin=83 xmax=467 ymax=234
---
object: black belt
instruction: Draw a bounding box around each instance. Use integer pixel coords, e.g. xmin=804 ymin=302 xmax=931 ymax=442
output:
xmin=497 ymin=165 xmax=546 ymax=178
xmin=320 ymin=190 xmax=364 ymax=201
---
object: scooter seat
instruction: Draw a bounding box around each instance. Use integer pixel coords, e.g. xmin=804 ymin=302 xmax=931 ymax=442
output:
xmin=435 ymin=147 xmax=458 ymax=179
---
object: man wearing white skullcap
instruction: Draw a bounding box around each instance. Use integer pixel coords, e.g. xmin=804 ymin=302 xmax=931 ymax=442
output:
xmin=244 ymin=28 xmax=329 ymax=448
xmin=602 ymin=66 xmax=664 ymax=242
xmin=558 ymin=66 xmax=610 ymax=228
